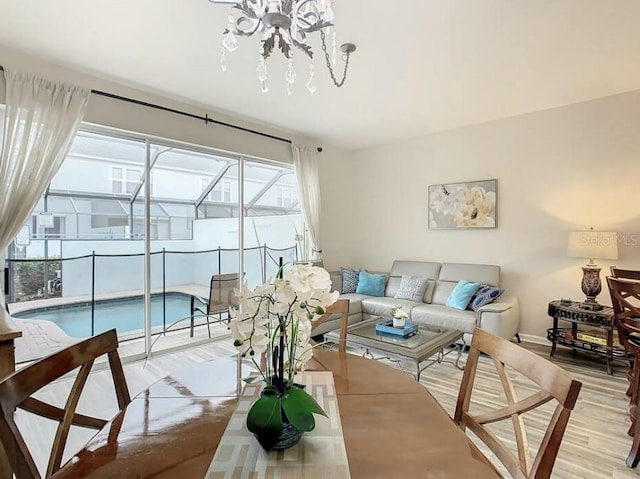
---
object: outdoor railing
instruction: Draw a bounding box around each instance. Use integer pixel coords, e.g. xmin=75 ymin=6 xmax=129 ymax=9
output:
xmin=5 ymin=244 xmax=297 ymax=339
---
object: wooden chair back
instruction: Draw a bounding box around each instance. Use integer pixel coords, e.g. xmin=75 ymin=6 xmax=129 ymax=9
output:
xmin=311 ymin=299 xmax=350 ymax=353
xmin=208 ymin=273 xmax=240 ymax=314
xmin=607 ymin=276 xmax=640 ymax=466
xmin=607 ymin=276 xmax=640 ymax=347
xmin=0 ymin=329 xmax=131 ymax=479
xmin=611 ymin=267 xmax=640 ymax=281
xmin=453 ymin=328 xmax=582 ymax=479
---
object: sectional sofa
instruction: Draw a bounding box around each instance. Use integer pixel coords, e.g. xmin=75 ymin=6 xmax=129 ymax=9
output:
xmin=315 ymin=260 xmax=520 ymax=344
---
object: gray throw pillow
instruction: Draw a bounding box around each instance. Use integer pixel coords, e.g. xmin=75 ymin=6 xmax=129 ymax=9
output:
xmin=341 ymin=267 xmax=360 ymax=294
xmin=394 ymin=275 xmax=429 ymax=302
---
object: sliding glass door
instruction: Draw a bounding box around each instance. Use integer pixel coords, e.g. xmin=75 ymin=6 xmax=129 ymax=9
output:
xmin=5 ymin=125 xmax=301 ymax=361
xmin=146 ymin=142 xmax=241 ymax=354
xmin=242 ymin=159 xmax=302 ymax=285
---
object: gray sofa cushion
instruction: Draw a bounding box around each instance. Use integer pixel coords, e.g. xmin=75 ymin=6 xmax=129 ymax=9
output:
xmin=335 ymin=293 xmax=369 ymax=315
xmin=385 ymin=276 xmax=402 ymax=298
xmin=410 ymin=304 xmax=477 ymax=334
xmin=361 ymin=296 xmax=421 ymax=318
xmin=431 ymin=281 xmax=458 ymax=305
xmin=439 ymin=263 xmax=501 ymax=287
xmin=311 ymin=311 xmax=363 ymax=336
xmin=390 ymin=260 xmax=441 ymax=279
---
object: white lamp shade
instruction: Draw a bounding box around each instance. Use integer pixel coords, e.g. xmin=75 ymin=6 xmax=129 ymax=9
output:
xmin=567 ymin=231 xmax=619 ymax=261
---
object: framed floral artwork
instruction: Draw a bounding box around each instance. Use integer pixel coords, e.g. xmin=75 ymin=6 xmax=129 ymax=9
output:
xmin=428 ymin=179 xmax=497 ymax=229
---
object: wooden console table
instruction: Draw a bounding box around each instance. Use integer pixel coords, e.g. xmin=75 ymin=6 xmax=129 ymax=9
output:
xmin=0 ymin=309 xmax=22 ymax=479
xmin=547 ymin=300 xmax=620 ymax=374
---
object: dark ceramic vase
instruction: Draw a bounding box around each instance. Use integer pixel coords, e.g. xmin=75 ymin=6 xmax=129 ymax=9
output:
xmin=254 ymin=415 xmax=304 ymax=450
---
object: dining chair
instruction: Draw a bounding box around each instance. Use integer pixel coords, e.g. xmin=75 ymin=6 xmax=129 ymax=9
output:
xmin=611 ymin=267 xmax=640 ymax=281
xmin=609 ymin=270 xmax=640 ymax=403
xmin=190 ymin=272 xmax=240 ymax=338
xmin=453 ymin=327 xmax=582 ymax=479
xmin=607 ymin=276 xmax=640 ymax=402
xmin=0 ymin=329 xmax=130 ymax=479
xmin=607 ymin=276 xmax=640 ymax=467
xmin=311 ymin=299 xmax=350 ymax=353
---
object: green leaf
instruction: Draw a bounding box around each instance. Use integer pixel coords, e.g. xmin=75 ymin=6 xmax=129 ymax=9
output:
xmin=246 ymin=394 xmax=282 ymax=437
xmin=281 ymin=387 xmax=327 ymax=432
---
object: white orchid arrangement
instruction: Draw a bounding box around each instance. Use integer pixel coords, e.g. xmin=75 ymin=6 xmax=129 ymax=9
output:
xmin=391 ymin=305 xmax=409 ymax=320
xmin=228 ymin=262 xmax=339 ymax=448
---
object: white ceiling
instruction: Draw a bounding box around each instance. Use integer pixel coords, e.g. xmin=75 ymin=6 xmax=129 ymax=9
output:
xmin=1 ymin=0 xmax=640 ymax=150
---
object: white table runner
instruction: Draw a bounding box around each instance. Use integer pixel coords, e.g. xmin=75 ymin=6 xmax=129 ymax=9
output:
xmin=206 ymin=371 xmax=351 ymax=479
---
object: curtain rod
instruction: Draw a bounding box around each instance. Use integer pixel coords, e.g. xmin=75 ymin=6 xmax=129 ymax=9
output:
xmin=0 ymin=65 xmax=292 ymax=145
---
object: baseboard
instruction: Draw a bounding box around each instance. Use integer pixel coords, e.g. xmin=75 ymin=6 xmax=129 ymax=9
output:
xmin=518 ymin=333 xmax=548 ymax=346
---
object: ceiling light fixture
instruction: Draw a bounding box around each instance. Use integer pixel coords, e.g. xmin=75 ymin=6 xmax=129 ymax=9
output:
xmin=210 ymin=0 xmax=356 ymax=94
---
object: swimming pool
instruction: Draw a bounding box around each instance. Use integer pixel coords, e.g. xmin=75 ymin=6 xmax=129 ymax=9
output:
xmin=12 ymin=293 xmax=198 ymax=338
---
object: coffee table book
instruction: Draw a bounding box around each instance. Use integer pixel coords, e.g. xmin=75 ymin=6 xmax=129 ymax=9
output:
xmin=375 ymin=320 xmax=418 ymax=337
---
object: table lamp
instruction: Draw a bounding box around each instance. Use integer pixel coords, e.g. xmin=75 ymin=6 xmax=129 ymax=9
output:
xmin=567 ymin=229 xmax=618 ymax=310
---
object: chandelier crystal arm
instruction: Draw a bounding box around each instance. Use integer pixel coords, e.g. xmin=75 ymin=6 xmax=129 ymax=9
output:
xmin=320 ymin=31 xmax=354 ymax=88
xmin=214 ymin=0 xmax=355 ymax=92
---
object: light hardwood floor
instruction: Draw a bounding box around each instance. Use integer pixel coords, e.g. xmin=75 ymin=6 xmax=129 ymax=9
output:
xmin=13 ymin=337 xmax=640 ymax=478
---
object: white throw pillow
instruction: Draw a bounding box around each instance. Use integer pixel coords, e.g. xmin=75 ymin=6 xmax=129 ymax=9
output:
xmin=394 ymin=275 xmax=429 ymax=302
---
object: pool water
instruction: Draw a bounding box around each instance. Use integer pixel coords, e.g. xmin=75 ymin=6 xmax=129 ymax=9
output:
xmin=13 ymin=293 xmax=197 ymax=338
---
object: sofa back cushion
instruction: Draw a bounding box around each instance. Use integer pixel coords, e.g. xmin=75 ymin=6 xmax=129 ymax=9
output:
xmin=438 ymin=263 xmax=501 ymax=287
xmin=386 ymin=260 xmax=441 ymax=302
xmin=330 ymin=271 xmax=343 ymax=292
xmin=432 ymin=281 xmax=458 ymax=305
xmin=431 ymin=263 xmax=502 ymax=306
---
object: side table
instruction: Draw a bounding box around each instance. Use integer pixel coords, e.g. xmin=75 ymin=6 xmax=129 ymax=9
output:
xmin=547 ymin=300 xmax=622 ymax=375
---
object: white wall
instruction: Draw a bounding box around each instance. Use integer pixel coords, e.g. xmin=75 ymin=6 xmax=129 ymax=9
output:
xmin=321 ymin=90 xmax=640 ymax=339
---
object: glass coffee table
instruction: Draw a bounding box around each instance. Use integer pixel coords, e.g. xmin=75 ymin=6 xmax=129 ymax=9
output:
xmin=325 ymin=317 xmax=465 ymax=381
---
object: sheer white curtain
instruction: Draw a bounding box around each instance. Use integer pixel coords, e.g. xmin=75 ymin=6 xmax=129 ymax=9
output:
xmin=0 ymin=68 xmax=89 ymax=304
xmin=292 ymin=143 xmax=321 ymax=260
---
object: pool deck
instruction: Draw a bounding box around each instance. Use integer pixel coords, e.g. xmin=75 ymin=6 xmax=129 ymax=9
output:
xmin=8 ymin=284 xmax=228 ymax=364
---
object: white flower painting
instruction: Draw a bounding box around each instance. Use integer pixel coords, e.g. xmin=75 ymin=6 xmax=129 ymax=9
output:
xmin=428 ymin=179 xmax=497 ymax=229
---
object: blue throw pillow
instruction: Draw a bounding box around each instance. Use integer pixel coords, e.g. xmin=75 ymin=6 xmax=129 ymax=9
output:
xmin=446 ymin=280 xmax=481 ymax=310
xmin=469 ymin=285 xmax=504 ymax=312
xmin=356 ymin=271 xmax=387 ymax=297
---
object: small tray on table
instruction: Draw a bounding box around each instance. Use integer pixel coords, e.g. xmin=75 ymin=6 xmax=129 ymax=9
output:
xmin=375 ymin=320 xmax=418 ymax=337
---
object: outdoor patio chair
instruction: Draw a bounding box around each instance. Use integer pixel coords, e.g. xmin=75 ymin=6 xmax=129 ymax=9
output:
xmin=453 ymin=327 xmax=582 ymax=479
xmin=0 ymin=329 xmax=130 ymax=479
xmin=190 ymin=272 xmax=240 ymax=338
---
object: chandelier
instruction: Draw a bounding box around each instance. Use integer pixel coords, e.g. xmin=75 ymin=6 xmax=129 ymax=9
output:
xmin=211 ymin=0 xmax=356 ymax=94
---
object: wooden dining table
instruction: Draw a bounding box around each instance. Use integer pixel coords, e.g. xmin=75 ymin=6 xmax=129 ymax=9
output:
xmin=53 ymin=349 xmax=501 ymax=479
